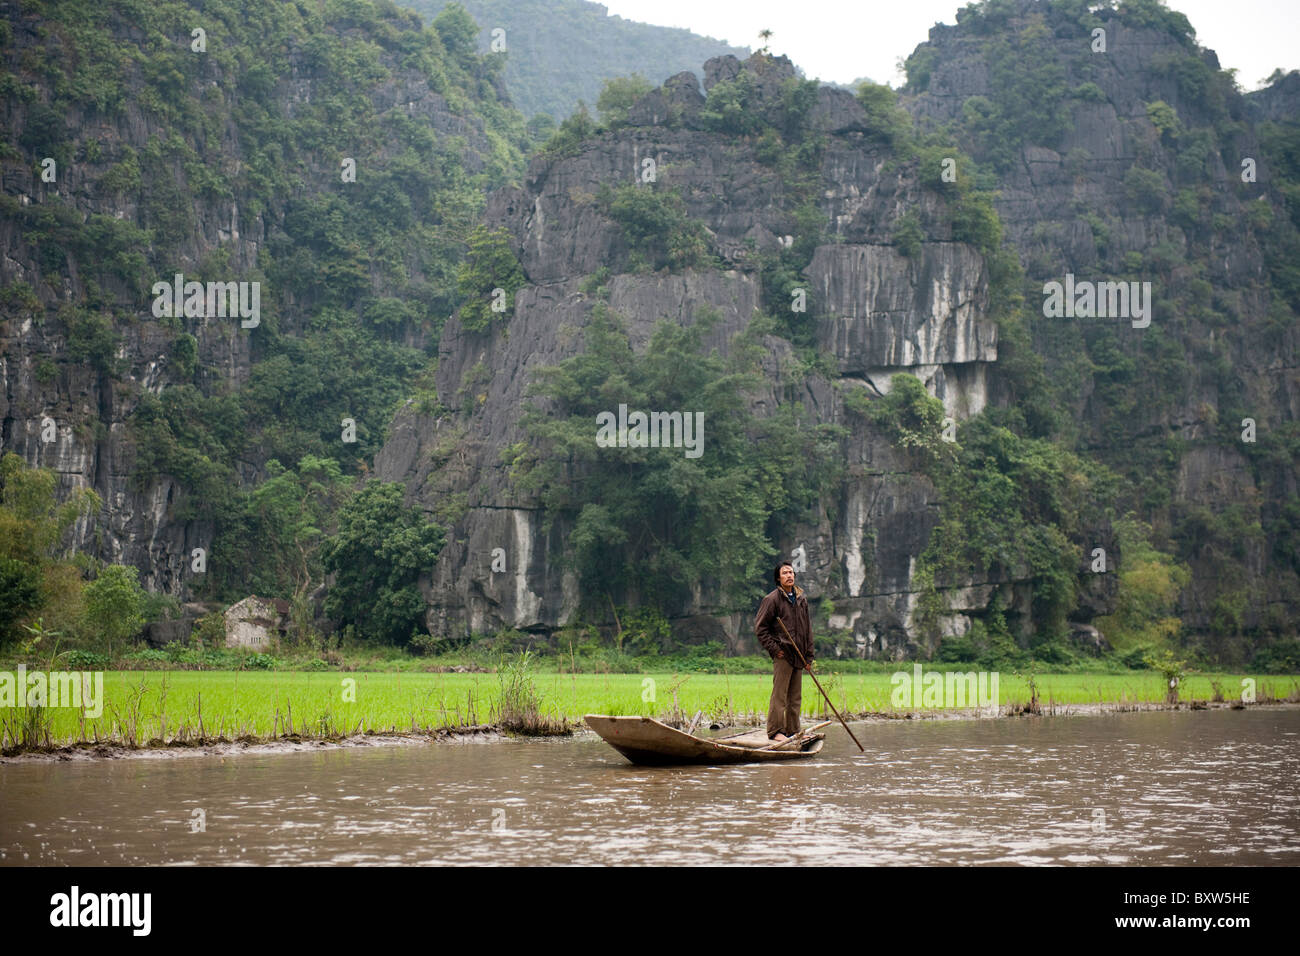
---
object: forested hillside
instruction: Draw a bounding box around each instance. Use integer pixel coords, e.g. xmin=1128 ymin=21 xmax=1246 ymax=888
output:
xmin=404 ymin=0 xmax=749 ymax=119
xmin=0 ymin=0 xmax=531 ymax=645
xmin=897 ymin=0 xmax=1300 ymax=663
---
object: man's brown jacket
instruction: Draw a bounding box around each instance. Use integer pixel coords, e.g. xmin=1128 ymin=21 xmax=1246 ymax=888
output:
xmin=755 ymin=585 xmax=814 ymax=667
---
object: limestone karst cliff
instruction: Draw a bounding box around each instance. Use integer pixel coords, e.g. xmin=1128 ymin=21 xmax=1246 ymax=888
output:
xmin=1 ymin=0 xmax=528 ymax=599
xmin=376 ymin=52 xmax=1098 ymax=656
xmin=377 ymin=4 xmax=1299 ymax=661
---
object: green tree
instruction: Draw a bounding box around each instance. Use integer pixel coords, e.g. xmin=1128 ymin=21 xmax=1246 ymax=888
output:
xmin=601 ymin=184 xmax=713 ymax=271
xmin=13 ymin=0 xmax=530 ymax=612
xmin=65 ymin=311 xmax=120 ymax=377
xmin=432 ymin=2 xmax=479 ymax=63
xmin=855 ymin=82 xmax=913 ymax=148
xmin=0 ymin=454 xmax=100 ymax=645
xmin=1145 ymin=99 xmax=1181 ymax=139
xmin=867 ymin=373 xmax=954 ymax=469
xmin=877 ymin=392 xmax=1115 ymax=646
xmin=700 ymin=71 xmax=764 ymax=136
xmin=540 ymin=102 xmax=597 ymax=159
xmin=1094 ymin=515 xmax=1189 ymax=653
xmin=515 ymin=305 xmax=843 ymax=615
xmin=321 ymin=481 xmax=445 ymax=645
xmin=214 ymin=456 xmax=352 ymax=599
xmin=596 ymin=74 xmax=653 ymax=128
xmin=457 ymin=225 xmax=525 ymax=332
xmin=892 ymin=210 xmax=924 ymax=260
xmin=1143 ymin=647 xmax=1187 ymax=703
xmin=0 ymin=453 xmax=96 ymax=562
xmin=0 ymin=558 xmax=43 ymax=647
xmin=82 ymin=564 xmax=147 ymax=651
xmin=524 ymin=113 xmax=558 ymax=149
xmin=1123 ymin=166 xmax=1170 ymax=215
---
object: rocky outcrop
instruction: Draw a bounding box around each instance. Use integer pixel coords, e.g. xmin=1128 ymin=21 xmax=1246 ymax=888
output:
xmin=898 ymin=0 xmax=1300 ymax=639
xmin=12 ymin=0 xmax=1292 ymax=658
xmin=809 ymin=242 xmax=994 ymax=417
xmin=377 ymin=53 xmax=1011 ymax=655
xmin=1243 ymin=69 xmax=1300 ymax=125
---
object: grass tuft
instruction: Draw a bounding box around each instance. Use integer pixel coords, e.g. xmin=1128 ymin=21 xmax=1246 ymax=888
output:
xmin=493 ymin=651 xmax=571 ymax=736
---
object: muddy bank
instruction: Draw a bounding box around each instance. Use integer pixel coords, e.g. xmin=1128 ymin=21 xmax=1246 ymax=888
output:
xmin=5 ymin=699 xmax=1295 ymax=763
xmin=0 ymin=724 xmax=508 ymax=764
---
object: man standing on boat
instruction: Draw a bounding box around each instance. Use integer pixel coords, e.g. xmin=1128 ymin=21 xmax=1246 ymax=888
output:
xmin=755 ymin=561 xmax=814 ymax=741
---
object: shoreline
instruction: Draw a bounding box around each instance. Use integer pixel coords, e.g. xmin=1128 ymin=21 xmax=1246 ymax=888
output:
xmin=3 ymin=699 xmax=1295 ymax=764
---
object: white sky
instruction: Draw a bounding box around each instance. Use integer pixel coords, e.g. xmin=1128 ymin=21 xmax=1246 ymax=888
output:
xmin=598 ymin=0 xmax=1300 ymax=91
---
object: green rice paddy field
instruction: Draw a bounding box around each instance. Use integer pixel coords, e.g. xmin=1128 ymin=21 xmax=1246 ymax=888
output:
xmin=5 ymin=670 xmax=1298 ymax=748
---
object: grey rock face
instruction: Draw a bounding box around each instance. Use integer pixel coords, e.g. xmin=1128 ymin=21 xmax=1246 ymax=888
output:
xmin=898 ymin=2 xmax=1300 ymax=638
xmin=1244 ymin=70 xmax=1300 ymax=125
xmin=809 ymin=242 xmax=995 ymax=417
xmin=1068 ymin=623 xmax=1110 ymax=656
xmin=808 ymin=85 xmax=874 ymax=136
xmin=626 ymin=71 xmax=705 ymax=127
xmin=702 ymin=55 xmax=744 ymax=92
xmin=377 ymin=268 xmax=769 ymax=636
xmin=377 ymin=54 xmax=1015 ymax=655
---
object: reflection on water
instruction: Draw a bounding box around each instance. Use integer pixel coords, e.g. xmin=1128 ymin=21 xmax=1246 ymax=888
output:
xmin=2 ymin=708 xmax=1297 ymax=865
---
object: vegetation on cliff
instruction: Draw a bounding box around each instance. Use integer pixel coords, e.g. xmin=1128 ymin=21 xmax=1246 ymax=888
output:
xmin=513 ymin=302 xmax=844 ymax=615
xmin=0 ymin=453 xmax=155 ymax=653
xmin=898 ymin=0 xmax=1300 ymax=659
xmin=2 ymin=0 xmax=525 ymax=626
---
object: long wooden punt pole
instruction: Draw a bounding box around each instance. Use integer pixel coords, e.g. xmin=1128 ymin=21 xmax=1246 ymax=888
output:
xmin=776 ymin=617 xmax=865 ymax=752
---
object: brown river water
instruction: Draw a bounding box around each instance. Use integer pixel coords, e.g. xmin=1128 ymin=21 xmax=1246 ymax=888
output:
xmin=2 ymin=707 xmax=1297 ymax=866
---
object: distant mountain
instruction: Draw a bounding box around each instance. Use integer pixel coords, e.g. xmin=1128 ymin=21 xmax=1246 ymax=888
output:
xmin=404 ymin=0 xmax=750 ymax=118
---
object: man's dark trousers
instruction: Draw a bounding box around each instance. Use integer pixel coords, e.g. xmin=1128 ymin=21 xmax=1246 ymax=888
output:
xmin=767 ymin=655 xmax=802 ymax=738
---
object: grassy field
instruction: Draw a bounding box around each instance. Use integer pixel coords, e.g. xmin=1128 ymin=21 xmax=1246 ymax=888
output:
xmin=3 ymin=668 xmax=1298 ymax=750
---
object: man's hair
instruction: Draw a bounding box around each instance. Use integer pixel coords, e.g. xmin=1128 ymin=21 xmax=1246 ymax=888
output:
xmin=773 ymin=561 xmax=794 ymax=585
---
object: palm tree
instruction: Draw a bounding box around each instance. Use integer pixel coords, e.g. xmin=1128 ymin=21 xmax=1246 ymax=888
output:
xmin=758 ymin=29 xmax=773 ymax=54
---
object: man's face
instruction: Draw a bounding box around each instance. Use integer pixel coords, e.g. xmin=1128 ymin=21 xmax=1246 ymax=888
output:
xmin=779 ymin=565 xmax=795 ymax=589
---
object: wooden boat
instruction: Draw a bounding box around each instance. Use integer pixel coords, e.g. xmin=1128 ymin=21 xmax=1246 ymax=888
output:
xmin=584 ymin=714 xmax=827 ymax=766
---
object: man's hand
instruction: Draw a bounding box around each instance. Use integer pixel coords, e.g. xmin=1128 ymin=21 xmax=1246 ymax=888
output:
xmin=806 ymin=660 xmax=814 ymax=673
xmin=776 ymin=651 xmax=785 ymax=660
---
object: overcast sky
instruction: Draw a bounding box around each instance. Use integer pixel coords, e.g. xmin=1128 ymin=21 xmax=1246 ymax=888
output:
xmin=598 ymin=0 xmax=1299 ymax=91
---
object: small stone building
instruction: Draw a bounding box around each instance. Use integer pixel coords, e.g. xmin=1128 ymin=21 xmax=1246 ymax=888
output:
xmin=224 ymin=596 xmax=290 ymax=649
